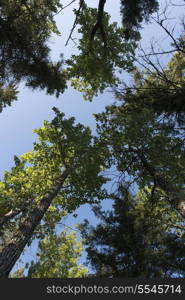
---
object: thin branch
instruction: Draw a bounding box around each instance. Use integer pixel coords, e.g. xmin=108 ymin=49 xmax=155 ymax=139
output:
xmin=136 ymin=46 xmax=180 ymax=88
xmin=115 ymin=86 xmax=181 ymax=92
xmin=57 ymin=0 xmax=76 ymax=13
xmin=65 ymin=0 xmax=85 ymax=46
xmin=57 ymin=222 xmax=80 ymax=233
xmin=138 ymin=49 xmax=177 ymax=57
xmin=170 ymin=0 xmax=185 ymax=7
xmin=151 ymin=14 xmax=185 ymax=54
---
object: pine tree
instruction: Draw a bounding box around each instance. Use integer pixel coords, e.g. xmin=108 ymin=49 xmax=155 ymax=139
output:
xmin=80 ymin=186 xmax=185 ymax=277
xmin=0 ymin=0 xmax=67 ymax=111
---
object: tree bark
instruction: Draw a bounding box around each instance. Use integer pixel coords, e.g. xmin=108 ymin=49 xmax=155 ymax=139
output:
xmin=0 ymin=169 xmax=69 ymax=277
xmin=90 ymin=0 xmax=107 ymax=47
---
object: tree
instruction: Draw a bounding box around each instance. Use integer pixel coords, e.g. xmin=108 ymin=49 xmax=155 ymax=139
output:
xmin=95 ymin=49 xmax=185 ymax=219
xmin=1 ymin=0 xmax=182 ymax=279
xmin=65 ymin=0 xmax=160 ymax=100
xmin=120 ymin=0 xmax=159 ymax=38
xmin=0 ymin=82 xmax=18 ymax=112
xmin=80 ymin=186 xmax=185 ymax=277
xmin=0 ymin=0 xmax=160 ymax=110
xmin=11 ymin=230 xmax=88 ymax=278
xmin=120 ymin=43 xmax=185 ymax=117
xmin=65 ymin=3 xmax=136 ymax=100
xmin=0 ymin=108 xmax=108 ymax=277
xmin=118 ymin=2 xmax=185 ymax=117
xmin=0 ymin=0 xmax=67 ymax=111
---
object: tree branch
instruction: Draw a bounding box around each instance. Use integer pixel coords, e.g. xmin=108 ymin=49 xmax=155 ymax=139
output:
xmin=54 ymin=0 xmax=76 ymax=16
xmin=0 ymin=210 xmax=21 ymax=228
xmin=65 ymin=0 xmax=85 ymax=46
xmin=90 ymin=0 xmax=107 ymax=48
xmin=137 ymin=151 xmax=185 ymax=219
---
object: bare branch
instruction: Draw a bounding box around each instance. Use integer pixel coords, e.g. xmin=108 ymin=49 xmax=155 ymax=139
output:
xmin=57 ymin=222 xmax=80 ymax=233
xmin=170 ymin=0 xmax=185 ymax=7
xmin=60 ymin=0 xmax=76 ymax=11
xmin=138 ymin=49 xmax=177 ymax=57
xmin=151 ymin=7 xmax=185 ymax=54
xmin=65 ymin=0 xmax=85 ymax=46
xmin=53 ymin=0 xmax=76 ymax=17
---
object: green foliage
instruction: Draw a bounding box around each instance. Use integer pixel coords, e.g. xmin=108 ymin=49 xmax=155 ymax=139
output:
xmin=96 ymin=104 xmax=184 ymax=184
xmin=0 ymin=82 xmax=18 ymax=112
xmin=94 ymin=50 xmax=185 ymax=218
xmin=80 ymin=186 xmax=185 ymax=277
xmin=66 ymin=4 xmax=136 ymax=100
xmin=120 ymin=50 xmax=185 ymax=116
xmin=0 ymin=108 xmax=108 ymax=245
xmin=24 ymin=230 xmax=88 ymax=278
xmin=120 ymin=0 xmax=159 ymax=38
xmin=10 ymin=268 xmax=25 ymax=278
xmin=0 ymin=0 xmax=67 ymax=110
xmin=0 ymin=0 xmax=161 ymax=109
xmin=1 ymin=1 xmax=184 ymax=278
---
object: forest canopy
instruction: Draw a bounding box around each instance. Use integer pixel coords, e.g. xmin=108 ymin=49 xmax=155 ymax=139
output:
xmin=0 ymin=0 xmax=185 ymax=278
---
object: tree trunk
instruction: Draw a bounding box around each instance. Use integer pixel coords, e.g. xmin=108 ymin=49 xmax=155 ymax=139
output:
xmin=0 ymin=169 xmax=69 ymax=277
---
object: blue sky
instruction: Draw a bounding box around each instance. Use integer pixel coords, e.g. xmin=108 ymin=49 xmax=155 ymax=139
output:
xmin=0 ymin=0 xmax=183 ymax=272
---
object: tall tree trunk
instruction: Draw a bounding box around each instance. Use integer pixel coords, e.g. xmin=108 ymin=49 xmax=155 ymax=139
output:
xmin=0 ymin=169 xmax=69 ymax=277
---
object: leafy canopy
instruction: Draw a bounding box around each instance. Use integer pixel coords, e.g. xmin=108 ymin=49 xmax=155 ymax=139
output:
xmin=0 ymin=108 xmax=108 ymax=246
xmin=66 ymin=3 xmax=136 ymax=100
xmin=0 ymin=0 xmax=160 ymax=110
xmin=22 ymin=230 xmax=88 ymax=278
